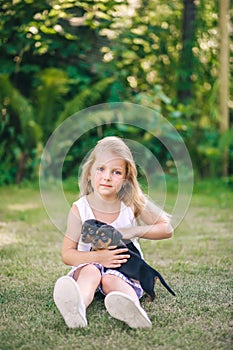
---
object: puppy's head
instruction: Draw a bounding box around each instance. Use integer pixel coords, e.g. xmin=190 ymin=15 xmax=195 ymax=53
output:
xmin=81 ymin=226 xmax=96 ymax=243
xmin=81 ymin=219 xmax=123 ymax=249
xmin=81 ymin=219 xmax=106 ymax=244
xmin=92 ymin=231 xmax=112 ymax=249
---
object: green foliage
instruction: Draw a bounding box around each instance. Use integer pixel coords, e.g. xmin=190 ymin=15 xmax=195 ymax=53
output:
xmin=0 ymin=74 xmax=43 ymax=184
xmin=0 ymin=0 xmax=231 ymax=183
xmin=0 ymin=75 xmax=41 ymax=148
xmin=57 ymin=77 xmax=114 ymax=124
xmin=0 ymin=115 xmax=17 ymax=185
xmin=34 ymin=68 xmax=70 ymax=141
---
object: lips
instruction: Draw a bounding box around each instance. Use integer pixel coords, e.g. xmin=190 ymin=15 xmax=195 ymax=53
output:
xmin=100 ymin=184 xmax=112 ymax=188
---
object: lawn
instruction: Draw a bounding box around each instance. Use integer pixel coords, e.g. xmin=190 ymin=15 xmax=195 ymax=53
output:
xmin=0 ymin=180 xmax=232 ymax=350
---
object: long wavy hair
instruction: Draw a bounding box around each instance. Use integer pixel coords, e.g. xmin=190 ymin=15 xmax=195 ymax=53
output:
xmin=78 ymin=136 xmax=146 ymax=217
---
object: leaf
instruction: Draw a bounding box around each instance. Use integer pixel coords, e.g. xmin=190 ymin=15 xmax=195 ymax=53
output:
xmin=57 ymin=77 xmax=114 ymax=124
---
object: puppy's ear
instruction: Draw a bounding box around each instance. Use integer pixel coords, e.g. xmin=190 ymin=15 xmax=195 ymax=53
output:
xmin=111 ymin=229 xmax=123 ymax=245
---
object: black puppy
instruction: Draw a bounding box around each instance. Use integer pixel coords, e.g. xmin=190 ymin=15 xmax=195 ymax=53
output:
xmin=81 ymin=219 xmax=176 ymax=301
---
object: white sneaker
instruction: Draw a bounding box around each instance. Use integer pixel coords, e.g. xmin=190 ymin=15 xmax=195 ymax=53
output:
xmin=104 ymin=291 xmax=152 ymax=329
xmin=53 ymin=276 xmax=87 ymax=328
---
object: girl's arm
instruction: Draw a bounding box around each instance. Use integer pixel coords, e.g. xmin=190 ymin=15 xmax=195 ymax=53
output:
xmin=120 ymin=200 xmax=174 ymax=241
xmin=62 ymin=206 xmax=130 ymax=268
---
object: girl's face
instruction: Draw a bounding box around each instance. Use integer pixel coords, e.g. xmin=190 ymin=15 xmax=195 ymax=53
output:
xmin=89 ymin=151 xmax=126 ymax=201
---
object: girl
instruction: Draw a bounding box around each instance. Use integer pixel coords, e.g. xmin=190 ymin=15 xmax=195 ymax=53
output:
xmin=53 ymin=136 xmax=173 ymax=329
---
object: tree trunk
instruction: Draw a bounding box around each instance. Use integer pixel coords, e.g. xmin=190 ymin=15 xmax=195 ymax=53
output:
xmin=177 ymin=0 xmax=197 ymax=103
xmin=16 ymin=152 xmax=27 ymax=184
xmin=219 ymin=0 xmax=230 ymax=177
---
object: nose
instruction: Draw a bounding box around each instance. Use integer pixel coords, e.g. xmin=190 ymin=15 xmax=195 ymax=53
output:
xmin=103 ymin=169 xmax=111 ymax=181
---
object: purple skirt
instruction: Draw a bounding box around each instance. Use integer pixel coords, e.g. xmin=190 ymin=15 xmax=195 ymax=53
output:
xmin=68 ymin=262 xmax=143 ymax=299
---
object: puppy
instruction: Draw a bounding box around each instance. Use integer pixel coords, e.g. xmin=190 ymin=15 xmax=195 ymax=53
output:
xmin=81 ymin=219 xmax=123 ymax=249
xmin=81 ymin=219 xmax=176 ymax=301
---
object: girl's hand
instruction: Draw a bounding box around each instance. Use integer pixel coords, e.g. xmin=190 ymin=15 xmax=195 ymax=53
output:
xmin=95 ymin=247 xmax=130 ymax=268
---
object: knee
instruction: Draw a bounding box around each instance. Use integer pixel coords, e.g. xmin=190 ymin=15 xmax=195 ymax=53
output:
xmin=101 ymin=274 xmax=116 ymax=294
xmin=83 ymin=264 xmax=101 ymax=281
xmin=80 ymin=264 xmax=101 ymax=284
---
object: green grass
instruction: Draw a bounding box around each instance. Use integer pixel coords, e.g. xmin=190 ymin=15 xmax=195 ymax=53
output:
xmin=0 ymin=180 xmax=232 ymax=350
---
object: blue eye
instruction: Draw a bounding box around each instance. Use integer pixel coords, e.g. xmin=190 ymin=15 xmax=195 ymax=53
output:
xmin=97 ymin=167 xmax=104 ymax=172
xmin=113 ymin=170 xmax=122 ymax=175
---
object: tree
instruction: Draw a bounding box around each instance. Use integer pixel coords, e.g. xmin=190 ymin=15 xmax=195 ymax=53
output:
xmin=219 ymin=0 xmax=230 ymax=177
xmin=0 ymin=0 xmax=230 ymax=183
xmin=177 ymin=0 xmax=197 ymax=103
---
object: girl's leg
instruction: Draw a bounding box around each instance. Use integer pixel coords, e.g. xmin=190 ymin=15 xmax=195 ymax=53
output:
xmin=74 ymin=264 xmax=102 ymax=307
xmin=102 ymin=274 xmax=152 ymax=329
xmin=101 ymin=273 xmax=139 ymax=303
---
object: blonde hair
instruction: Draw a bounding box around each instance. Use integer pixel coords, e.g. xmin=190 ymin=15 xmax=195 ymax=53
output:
xmin=78 ymin=136 xmax=146 ymax=217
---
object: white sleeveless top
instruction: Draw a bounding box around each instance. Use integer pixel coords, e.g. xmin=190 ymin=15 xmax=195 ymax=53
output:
xmin=73 ymin=196 xmax=143 ymax=257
